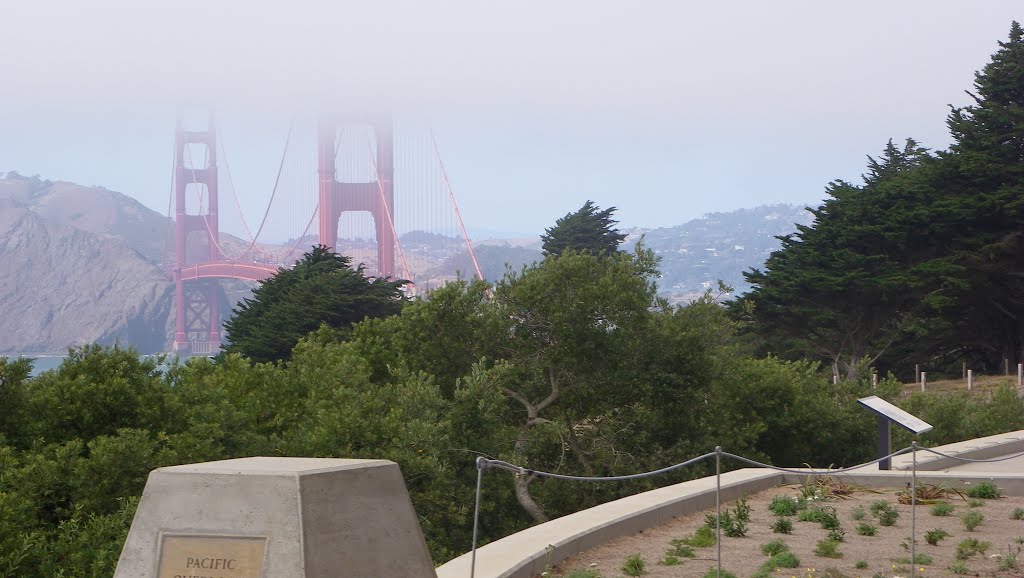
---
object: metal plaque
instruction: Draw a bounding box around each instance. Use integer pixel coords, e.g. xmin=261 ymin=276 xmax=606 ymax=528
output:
xmin=858 ymin=395 xmax=933 ymax=434
xmin=158 ymin=535 xmax=266 ymax=578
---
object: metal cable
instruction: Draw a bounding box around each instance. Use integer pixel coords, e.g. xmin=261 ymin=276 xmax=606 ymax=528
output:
xmin=720 ymin=448 xmax=914 ymax=475
xmin=477 ymin=451 xmax=718 ymax=482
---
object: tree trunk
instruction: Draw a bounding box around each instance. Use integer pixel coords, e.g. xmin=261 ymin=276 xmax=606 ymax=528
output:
xmin=513 ymin=473 xmax=548 ymax=523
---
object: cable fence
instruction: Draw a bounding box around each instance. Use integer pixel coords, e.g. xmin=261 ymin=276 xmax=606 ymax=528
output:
xmin=468 ymin=442 xmax=1021 ymax=578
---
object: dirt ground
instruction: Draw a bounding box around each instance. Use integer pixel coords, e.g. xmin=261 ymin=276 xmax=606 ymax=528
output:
xmin=551 ymin=480 xmax=1024 ymax=578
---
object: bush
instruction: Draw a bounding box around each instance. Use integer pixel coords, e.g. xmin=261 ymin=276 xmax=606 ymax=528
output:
xmin=962 ymin=511 xmax=984 ymax=531
xmin=769 ymin=495 xmax=798 ymax=516
xmin=931 ymin=503 xmax=955 ymax=516
xmin=763 ymin=551 xmax=800 ymax=570
xmin=761 ymin=539 xmax=789 ymax=557
xmin=925 ymin=528 xmax=950 ymax=546
xmin=955 ymin=538 xmax=991 ymax=560
xmin=814 ymin=539 xmax=842 ymax=558
xmin=770 ymin=517 xmax=793 ymax=534
xmin=965 ymin=481 xmax=1000 ymax=499
xmin=678 ymin=526 xmax=716 ymax=548
xmin=621 ymin=553 xmax=646 ymax=577
xmin=856 ymin=523 xmax=877 ymax=536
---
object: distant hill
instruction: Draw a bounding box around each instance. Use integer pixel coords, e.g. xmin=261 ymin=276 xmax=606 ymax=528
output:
xmin=0 ymin=170 xmax=813 ymax=352
xmin=0 ymin=180 xmax=174 ymax=353
xmin=634 ymin=204 xmax=813 ymax=304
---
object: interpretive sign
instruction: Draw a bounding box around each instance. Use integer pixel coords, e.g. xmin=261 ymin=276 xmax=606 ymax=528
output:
xmin=858 ymin=395 xmax=933 ymax=470
xmin=157 ymin=535 xmax=265 ymax=578
xmin=857 ymin=396 xmax=933 ymax=434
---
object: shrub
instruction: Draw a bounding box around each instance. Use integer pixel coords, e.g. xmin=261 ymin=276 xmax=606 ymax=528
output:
xmin=814 ymin=539 xmax=842 ymax=558
xmin=1012 ymin=507 xmax=1024 ymax=520
xmin=856 ymin=523 xmax=877 ymax=536
xmin=678 ymin=526 xmax=716 ymax=548
xmin=701 ymin=569 xmax=738 ymax=578
xmin=925 ymin=528 xmax=950 ymax=546
xmin=965 ymin=481 xmax=1000 ymax=499
xmin=665 ymin=541 xmax=695 ymax=558
xmin=850 ymin=506 xmax=866 ymax=521
xmin=660 ymin=555 xmax=680 ymax=566
xmin=621 ymin=553 xmax=646 ymax=577
xmin=855 ymin=560 xmax=868 ymax=569
xmin=565 ymin=571 xmax=602 ymax=578
xmin=931 ymin=503 xmax=955 ymax=516
xmin=967 ymin=498 xmax=985 ymax=508
xmin=948 ymin=560 xmax=970 ymax=574
xmin=827 ymin=527 xmax=845 ymax=543
xmin=955 ymin=538 xmax=991 ymax=560
xmin=962 ymin=511 xmax=984 ymax=531
xmin=878 ymin=508 xmax=899 ymax=527
xmin=895 ymin=553 xmax=933 ymax=565
xmin=760 ymin=539 xmax=789 ymax=557
xmin=869 ymin=500 xmax=891 ymax=517
xmin=769 ymin=495 xmax=798 ymax=516
xmin=770 ymin=517 xmax=793 ymax=534
xmin=763 ymin=551 xmax=800 ymax=570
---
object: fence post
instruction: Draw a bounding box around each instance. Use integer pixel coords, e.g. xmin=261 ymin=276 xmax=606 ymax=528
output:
xmin=1018 ymin=363 xmax=1022 ymax=387
xmin=871 ymin=372 xmax=878 ymax=388
xmin=920 ymin=372 xmax=926 ymax=393
xmin=715 ymin=446 xmax=722 ymax=578
xmin=911 ymin=441 xmax=918 ymax=578
xmin=962 ymin=361 xmax=966 ymax=379
xmin=915 ymin=363 xmax=920 ymax=383
xmin=967 ymin=369 xmax=973 ymax=391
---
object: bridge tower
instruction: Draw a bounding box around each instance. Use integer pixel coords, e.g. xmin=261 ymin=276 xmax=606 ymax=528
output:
xmin=173 ymin=112 xmax=221 ymax=354
xmin=317 ymin=120 xmax=396 ymax=277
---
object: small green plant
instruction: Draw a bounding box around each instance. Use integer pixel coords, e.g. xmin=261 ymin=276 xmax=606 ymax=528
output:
xmin=705 ymin=507 xmax=748 ymax=537
xmin=895 ymin=552 xmax=933 ymax=565
xmin=700 ymin=568 xmax=738 ymax=578
xmin=965 ymin=480 xmax=1000 ymax=499
xmin=826 ymin=527 xmax=845 ymax=543
xmin=660 ymin=555 xmax=680 ymax=566
xmin=1013 ymin=507 xmax=1024 ymax=520
xmin=962 ymin=510 xmax=984 ymax=531
xmin=734 ymin=495 xmax=751 ymax=522
xmin=621 ymin=553 xmax=646 ymax=577
xmin=677 ymin=526 xmax=716 ymax=548
xmin=925 ymin=528 xmax=950 ymax=546
xmin=869 ymin=500 xmax=891 ymax=516
xmin=665 ymin=541 xmax=695 ymax=559
xmin=770 ymin=517 xmax=793 ymax=534
xmin=814 ymin=539 xmax=843 ymax=558
xmin=877 ymin=508 xmax=899 ymax=526
xmin=769 ymin=495 xmax=798 ymax=516
xmin=856 ymin=523 xmax=877 ymax=536
xmin=760 ymin=539 xmax=789 ymax=557
xmin=762 ymin=551 xmax=800 ymax=571
xmin=967 ymin=498 xmax=985 ymax=508
xmin=565 ymin=570 xmax=601 ymax=578
xmin=854 ymin=560 xmax=868 ymax=569
xmin=850 ymin=505 xmax=866 ymax=521
xmin=997 ymin=544 xmax=1020 ymax=571
xmin=955 ymin=537 xmax=991 ymax=560
xmin=930 ymin=502 xmax=955 ymax=516
xmin=948 ymin=560 xmax=970 ymax=575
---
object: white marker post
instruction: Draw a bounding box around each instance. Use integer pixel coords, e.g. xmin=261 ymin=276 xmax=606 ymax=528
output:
xmin=967 ymin=369 xmax=973 ymax=391
xmin=858 ymin=396 xmax=933 ymax=470
xmin=920 ymin=372 xmax=926 ymax=392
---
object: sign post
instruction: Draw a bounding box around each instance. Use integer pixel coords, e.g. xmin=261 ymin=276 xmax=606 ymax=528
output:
xmin=857 ymin=396 xmax=933 ymax=470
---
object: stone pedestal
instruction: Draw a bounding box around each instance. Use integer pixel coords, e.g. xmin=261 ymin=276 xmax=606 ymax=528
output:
xmin=114 ymin=457 xmax=437 ymax=578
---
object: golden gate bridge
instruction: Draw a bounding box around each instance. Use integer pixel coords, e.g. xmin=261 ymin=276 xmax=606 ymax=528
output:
xmin=169 ymin=111 xmax=483 ymax=354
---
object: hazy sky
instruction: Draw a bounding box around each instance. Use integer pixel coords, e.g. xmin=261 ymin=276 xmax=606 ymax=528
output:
xmin=1 ymin=1 xmax=1021 ymax=238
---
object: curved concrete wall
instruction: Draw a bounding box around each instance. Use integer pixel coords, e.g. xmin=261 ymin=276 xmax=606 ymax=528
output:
xmin=437 ymin=431 xmax=1024 ymax=578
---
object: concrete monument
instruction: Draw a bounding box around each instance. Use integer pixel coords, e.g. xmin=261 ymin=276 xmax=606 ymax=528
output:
xmin=114 ymin=457 xmax=437 ymax=577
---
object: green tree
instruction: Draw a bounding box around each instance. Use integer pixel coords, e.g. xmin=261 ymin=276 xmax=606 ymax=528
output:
xmin=939 ymin=21 xmax=1024 ymax=370
xmin=738 ymin=139 xmax=957 ymax=380
xmin=222 ymin=245 xmax=407 ymax=363
xmin=540 ymin=200 xmax=627 ymax=257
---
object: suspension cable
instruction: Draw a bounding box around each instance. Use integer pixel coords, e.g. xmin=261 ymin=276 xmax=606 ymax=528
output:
xmin=430 ymin=127 xmax=484 ymax=282
xmin=365 ymin=136 xmax=413 ymax=282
